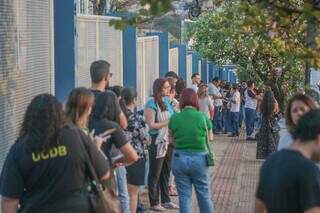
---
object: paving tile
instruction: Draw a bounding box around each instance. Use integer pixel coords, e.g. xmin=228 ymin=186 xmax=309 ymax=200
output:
xmin=140 ymin=130 xmax=262 ymax=213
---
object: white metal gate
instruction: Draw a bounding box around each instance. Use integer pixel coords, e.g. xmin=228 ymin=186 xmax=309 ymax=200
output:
xmin=169 ymin=48 xmax=179 ymax=73
xmin=77 ymin=15 xmax=123 ymax=88
xmin=137 ymin=36 xmax=160 ymax=108
xmin=186 ymin=54 xmax=193 ymax=87
xmin=0 ymin=0 xmax=54 ymax=169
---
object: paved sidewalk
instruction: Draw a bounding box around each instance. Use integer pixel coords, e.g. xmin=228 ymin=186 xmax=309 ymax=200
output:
xmin=211 ymin=132 xmax=262 ymax=213
xmin=141 ymin=131 xmax=262 ymax=213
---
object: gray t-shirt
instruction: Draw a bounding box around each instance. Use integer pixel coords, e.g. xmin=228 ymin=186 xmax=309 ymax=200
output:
xmin=199 ymin=97 xmax=213 ymax=119
xmin=208 ymin=83 xmax=222 ymax=107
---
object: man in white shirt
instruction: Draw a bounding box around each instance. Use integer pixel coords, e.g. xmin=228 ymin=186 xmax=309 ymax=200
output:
xmin=229 ymin=84 xmax=241 ymax=137
xmin=190 ymin=73 xmax=201 ymax=93
xmin=244 ymin=80 xmax=262 ymax=140
xmin=208 ymin=77 xmax=224 ymax=134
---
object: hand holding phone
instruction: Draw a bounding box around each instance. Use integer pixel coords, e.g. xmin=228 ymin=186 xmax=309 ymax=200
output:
xmin=111 ymin=155 xmax=126 ymax=169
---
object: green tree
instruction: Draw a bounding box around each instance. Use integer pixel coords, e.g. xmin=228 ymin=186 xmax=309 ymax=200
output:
xmin=186 ymin=1 xmax=306 ymax=110
xmin=111 ymin=0 xmax=319 ymax=88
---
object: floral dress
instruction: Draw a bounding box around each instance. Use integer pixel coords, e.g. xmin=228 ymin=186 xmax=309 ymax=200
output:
xmin=256 ymin=115 xmax=280 ymax=159
xmin=124 ymin=109 xmax=150 ymax=158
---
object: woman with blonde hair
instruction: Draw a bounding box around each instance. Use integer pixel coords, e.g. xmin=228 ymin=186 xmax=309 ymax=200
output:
xmin=198 ymin=84 xmax=215 ymax=120
xmin=65 ymin=87 xmax=108 ymax=149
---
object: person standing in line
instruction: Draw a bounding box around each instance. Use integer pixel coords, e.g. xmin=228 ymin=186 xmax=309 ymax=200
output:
xmin=244 ymin=80 xmax=262 ymax=140
xmin=254 ymin=88 xmax=264 ymax=130
xmin=109 ymin=85 xmax=123 ymax=102
xmin=256 ymin=89 xmax=280 ymax=159
xmin=255 ymin=109 xmax=320 ymax=213
xmin=198 ymin=84 xmax=215 ymax=120
xmin=164 ymin=71 xmax=179 ymax=84
xmin=277 ymin=94 xmax=318 ymax=151
xmin=190 ymin=73 xmax=201 ymax=93
xmin=89 ymin=60 xmax=137 ymax=213
xmin=89 ymin=91 xmax=139 ymax=213
xmin=169 ymin=88 xmax=214 ymax=213
xmin=167 ymin=77 xmax=180 ymax=113
xmin=144 ymin=78 xmax=178 ymax=211
xmin=0 ymin=94 xmax=110 ymax=213
xmin=208 ymin=77 xmax=224 ymax=134
xmin=222 ymin=83 xmax=232 ymax=134
xmin=229 ymin=84 xmax=241 ymax=137
xmin=89 ymin=60 xmax=127 ymax=129
xmin=166 ymin=77 xmax=179 ymax=196
xmin=239 ymin=81 xmax=247 ymax=127
xmin=65 ymin=87 xmax=110 ymax=150
xmin=120 ymin=88 xmax=150 ymax=213
xmin=175 ymin=78 xmax=187 ymax=101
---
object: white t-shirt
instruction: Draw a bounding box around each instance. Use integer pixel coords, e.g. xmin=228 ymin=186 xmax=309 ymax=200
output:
xmin=230 ymin=91 xmax=241 ymax=112
xmin=208 ymin=83 xmax=223 ymax=107
xmin=244 ymin=89 xmax=257 ymax=110
xmin=191 ymin=84 xmax=198 ymax=93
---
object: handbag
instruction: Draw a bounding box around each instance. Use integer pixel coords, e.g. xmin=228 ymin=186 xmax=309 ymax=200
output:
xmin=203 ymin=115 xmax=215 ymax=167
xmin=77 ymin=130 xmax=121 ymax=213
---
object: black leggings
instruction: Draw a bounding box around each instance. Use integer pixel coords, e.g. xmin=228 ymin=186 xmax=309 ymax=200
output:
xmin=148 ymin=138 xmax=173 ymax=206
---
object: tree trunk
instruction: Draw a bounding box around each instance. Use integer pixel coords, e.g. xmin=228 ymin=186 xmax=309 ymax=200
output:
xmin=305 ymin=14 xmax=320 ymax=87
xmin=305 ymin=62 xmax=311 ymax=87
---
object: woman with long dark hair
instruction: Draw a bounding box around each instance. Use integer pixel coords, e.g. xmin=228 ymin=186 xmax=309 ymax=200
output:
xmin=169 ymin=88 xmax=214 ymax=213
xmin=89 ymin=90 xmax=138 ymax=213
xmin=0 ymin=94 xmax=110 ymax=213
xmin=144 ymin=78 xmax=178 ymax=211
xmin=120 ymin=87 xmax=150 ymax=213
xmin=256 ymin=89 xmax=280 ymax=159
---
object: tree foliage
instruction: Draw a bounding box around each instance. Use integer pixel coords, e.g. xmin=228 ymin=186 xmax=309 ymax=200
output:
xmin=186 ymin=1 xmax=310 ymax=110
xmin=106 ymin=0 xmax=319 ymax=106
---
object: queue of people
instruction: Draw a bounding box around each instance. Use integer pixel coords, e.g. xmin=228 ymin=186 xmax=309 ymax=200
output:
xmin=3 ymin=57 xmax=320 ymax=213
xmin=0 ymin=60 xmax=216 ymax=213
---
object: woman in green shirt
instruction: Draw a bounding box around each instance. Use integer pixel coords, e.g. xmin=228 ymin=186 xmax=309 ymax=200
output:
xmin=169 ymin=88 xmax=214 ymax=213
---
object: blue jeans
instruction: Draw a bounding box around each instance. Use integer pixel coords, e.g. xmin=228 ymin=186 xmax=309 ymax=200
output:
xmin=222 ymin=110 xmax=232 ymax=133
xmin=213 ymin=106 xmax=223 ymax=133
xmin=230 ymin=112 xmax=240 ymax=136
xmin=172 ymin=150 xmax=214 ymax=213
xmin=116 ymin=166 xmax=130 ymax=213
xmin=239 ymin=104 xmax=245 ymax=127
xmin=255 ymin=112 xmax=262 ymax=129
xmin=245 ymin=108 xmax=256 ymax=137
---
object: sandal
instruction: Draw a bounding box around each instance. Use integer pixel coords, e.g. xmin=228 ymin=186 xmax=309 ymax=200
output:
xmin=149 ymin=204 xmax=166 ymax=212
xmin=169 ymin=185 xmax=178 ymax=196
xmin=162 ymin=202 xmax=179 ymax=209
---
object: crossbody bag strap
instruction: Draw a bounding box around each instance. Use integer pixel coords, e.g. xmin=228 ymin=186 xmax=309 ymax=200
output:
xmin=77 ymin=129 xmax=104 ymax=190
xmin=202 ymin=114 xmax=213 ymax=155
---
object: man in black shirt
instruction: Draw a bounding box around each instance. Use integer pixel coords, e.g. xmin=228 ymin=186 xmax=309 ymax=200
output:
xmin=255 ymin=109 xmax=320 ymax=213
xmin=90 ymin=60 xmax=127 ymax=129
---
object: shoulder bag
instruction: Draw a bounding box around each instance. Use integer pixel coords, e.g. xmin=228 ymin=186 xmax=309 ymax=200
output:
xmin=203 ymin=115 xmax=215 ymax=167
xmin=77 ymin=130 xmax=121 ymax=213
